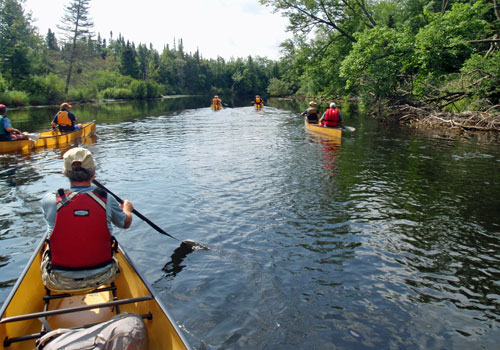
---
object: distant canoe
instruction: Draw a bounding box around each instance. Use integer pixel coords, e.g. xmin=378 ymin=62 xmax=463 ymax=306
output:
xmin=0 ymin=121 xmax=96 ymax=154
xmin=304 ymin=119 xmax=342 ymax=140
xmin=211 ymin=104 xmax=222 ymax=111
xmin=254 ymin=103 xmax=264 ymax=109
xmin=0 ymin=234 xmax=192 ymax=350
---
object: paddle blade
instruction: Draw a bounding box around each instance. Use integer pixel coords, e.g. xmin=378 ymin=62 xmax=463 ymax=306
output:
xmin=181 ymin=239 xmax=210 ymax=250
xmin=24 ymin=133 xmax=41 ymax=141
xmin=342 ymin=126 xmax=356 ymax=132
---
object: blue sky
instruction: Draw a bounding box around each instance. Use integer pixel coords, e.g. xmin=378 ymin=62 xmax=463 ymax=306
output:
xmin=24 ymin=0 xmax=291 ymax=60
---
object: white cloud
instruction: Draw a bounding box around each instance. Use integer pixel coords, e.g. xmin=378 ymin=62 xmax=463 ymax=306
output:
xmin=24 ymin=0 xmax=291 ymax=60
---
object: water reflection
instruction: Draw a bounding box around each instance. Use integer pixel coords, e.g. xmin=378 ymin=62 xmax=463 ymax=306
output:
xmin=320 ymin=138 xmax=340 ymax=176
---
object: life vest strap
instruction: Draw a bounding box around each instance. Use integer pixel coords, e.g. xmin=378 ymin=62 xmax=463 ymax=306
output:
xmin=49 ymin=259 xmax=113 ymax=271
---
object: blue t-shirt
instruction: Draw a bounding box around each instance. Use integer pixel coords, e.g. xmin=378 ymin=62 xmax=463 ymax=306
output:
xmin=0 ymin=116 xmax=13 ymax=140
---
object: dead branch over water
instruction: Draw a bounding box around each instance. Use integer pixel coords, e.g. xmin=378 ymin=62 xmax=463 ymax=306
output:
xmin=388 ymin=105 xmax=500 ymax=132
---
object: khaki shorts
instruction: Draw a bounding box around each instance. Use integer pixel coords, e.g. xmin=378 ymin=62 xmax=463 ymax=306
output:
xmin=41 ymin=250 xmax=120 ymax=292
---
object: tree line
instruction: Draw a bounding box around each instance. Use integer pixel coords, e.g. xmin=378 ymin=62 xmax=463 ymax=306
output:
xmin=0 ymin=0 xmax=281 ymax=106
xmin=1 ymin=0 xmax=499 ymax=115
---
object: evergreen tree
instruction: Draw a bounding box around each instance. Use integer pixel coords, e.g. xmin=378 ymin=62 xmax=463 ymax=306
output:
xmin=57 ymin=0 xmax=94 ymax=93
xmin=46 ymin=28 xmax=59 ymax=50
xmin=119 ymin=41 xmax=139 ymax=78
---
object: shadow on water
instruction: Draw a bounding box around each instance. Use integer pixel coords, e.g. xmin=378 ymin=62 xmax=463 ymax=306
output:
xmin=160 ymin=243 xmax=196 ymax=280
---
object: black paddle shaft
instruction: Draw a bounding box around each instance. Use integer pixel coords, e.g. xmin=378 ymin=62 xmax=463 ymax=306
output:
xmin=92 ymin=180 xmax=180 ymax=242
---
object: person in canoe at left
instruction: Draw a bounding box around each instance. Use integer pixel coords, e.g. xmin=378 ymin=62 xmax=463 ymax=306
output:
xmin=40 ymin=147 xmax=135 ymax=291
xmin=319 ymin=102 xmax=343 ymax=128
xmin=0 ymin=104 xmax=28 ymax=141
xmin=301 ymin=101 xmax=320 ymax=123
xmin=51 ymin=102 xmax=81 ymax=132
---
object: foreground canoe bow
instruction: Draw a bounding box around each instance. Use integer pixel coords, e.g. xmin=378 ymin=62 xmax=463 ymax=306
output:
xmin=0 ymin=236 xmax=191 ymax=350
xmin=304 ymin=119 xmax=342 ymax=140
xmin=0 ymin=121 xmax=96 ymax=154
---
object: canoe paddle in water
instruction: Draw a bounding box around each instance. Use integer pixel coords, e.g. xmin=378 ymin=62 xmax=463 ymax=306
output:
xmin=342 ymin=126 xmax=356 ymax=132
xmin=92 ymin=179 xmax=209 ymax=251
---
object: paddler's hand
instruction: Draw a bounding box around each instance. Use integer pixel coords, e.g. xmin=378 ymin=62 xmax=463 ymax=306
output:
xmin=121 ymin=200 xmax=134 ymax=214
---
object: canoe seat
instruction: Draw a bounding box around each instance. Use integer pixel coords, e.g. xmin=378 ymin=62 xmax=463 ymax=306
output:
xmin=1 ymin=282 xmax=153 ymax=347
xmin=41 ymin=282 xmax=122 ymax=332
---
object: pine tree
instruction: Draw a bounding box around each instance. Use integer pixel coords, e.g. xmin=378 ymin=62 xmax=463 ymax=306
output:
xmin=57 ymin=0 xmax=94 ymax=93
xmin=46 ymin=29 xmax=58 ymax=50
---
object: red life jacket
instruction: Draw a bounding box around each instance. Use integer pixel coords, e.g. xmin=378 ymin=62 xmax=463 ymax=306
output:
xmin=49 ymin=189 xmax=112 ymax=270
xmin=323 ymin=108 xmax=341 ymax=127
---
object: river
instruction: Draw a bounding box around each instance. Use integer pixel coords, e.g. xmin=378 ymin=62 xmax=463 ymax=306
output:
xmin=1 ymin=97 xmax=499 ymax=349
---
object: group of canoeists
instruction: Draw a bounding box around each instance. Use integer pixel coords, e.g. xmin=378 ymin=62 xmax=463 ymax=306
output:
xmin=0 ymin=102 xmax=82 ymax=142
xmin=210 ymin=95 xmax=266 ymax=110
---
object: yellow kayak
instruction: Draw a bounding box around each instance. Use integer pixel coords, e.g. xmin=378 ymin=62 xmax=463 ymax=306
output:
xmin=0 ymin=236 xmax=191 ymax=350
xmin=0 ymin=121 xmax=96 ymax=154
xmin=305 ymin=119 xmax=342 ymax=140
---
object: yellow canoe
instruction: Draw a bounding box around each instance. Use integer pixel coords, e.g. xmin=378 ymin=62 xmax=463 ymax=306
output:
xmin=0 ymin=121 xmax=96 ymax=154
xmin=0 ymin=139 xmax=34 ymax=153
xmin=211 ymin=104 xmax=222 ymax=111
xmin=254 ymin=103 xmax=264 ymax=109
xmin=34 ymin=121 xmax=96 ymax=148
xmin=305 ymin=119 xmax=342 ymax=140
xmin=0 ymin=236 xmax=191 ymax=350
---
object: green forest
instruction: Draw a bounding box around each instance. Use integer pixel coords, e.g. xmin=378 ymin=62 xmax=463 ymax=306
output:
xmin=1 ymin=0 xmax=499 ymax=117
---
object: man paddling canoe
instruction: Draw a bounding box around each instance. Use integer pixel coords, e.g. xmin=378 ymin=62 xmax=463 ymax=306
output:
xmin=319 ymin=102 xmax=344 ymax=128
xmin=41 ymin=147 xmax=135 ymax=291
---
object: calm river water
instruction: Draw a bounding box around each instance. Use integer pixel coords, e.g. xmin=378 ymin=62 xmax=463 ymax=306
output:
xmin=1 ymin=97 xmax=499 ymax=349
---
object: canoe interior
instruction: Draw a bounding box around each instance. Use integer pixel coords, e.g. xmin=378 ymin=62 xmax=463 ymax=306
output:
xmin=304 ymin=119 xmax=342 ymax=141
xmin=0 ymin=238 xmax=189 ymax=350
